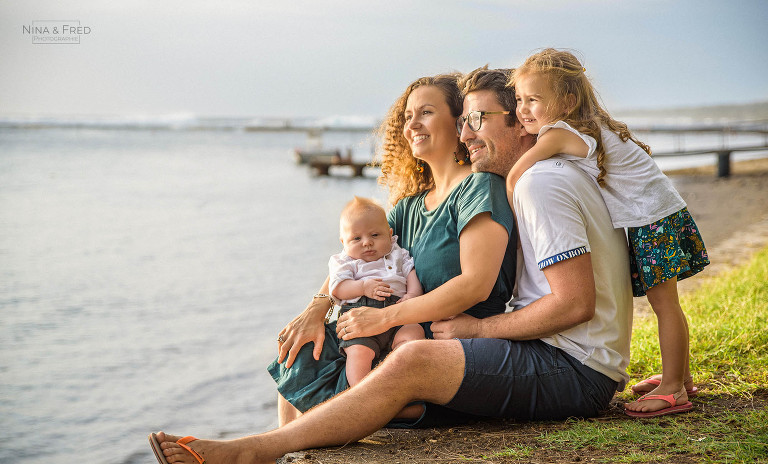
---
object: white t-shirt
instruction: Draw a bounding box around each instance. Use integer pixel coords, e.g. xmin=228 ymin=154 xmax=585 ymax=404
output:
xmin=540 ymin=120 xmax=686 ymax=228
xmin=512 ymin=159 xmax=633 ymax=389
xmin=328 ymin=237 xmax=415 ymax=305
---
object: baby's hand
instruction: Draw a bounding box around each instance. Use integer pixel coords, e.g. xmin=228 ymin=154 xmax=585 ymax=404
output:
xmin=363 ymin=279 xmax=392 ymax=301
xmin=396 ymin=293 xmax=416 ymax=303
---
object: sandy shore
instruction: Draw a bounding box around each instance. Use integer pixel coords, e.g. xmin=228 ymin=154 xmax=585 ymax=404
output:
xmin=280 ymin=156 xmax=768 ymax=464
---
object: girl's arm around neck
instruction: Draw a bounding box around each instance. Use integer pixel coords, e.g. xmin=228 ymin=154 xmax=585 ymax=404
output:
xmin=506 ymin=128 xmax=589 ymax=200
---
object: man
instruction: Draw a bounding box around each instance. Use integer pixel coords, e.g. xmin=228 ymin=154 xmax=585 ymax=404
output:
xmin=152 ymin=67 xmax=633 ymax=463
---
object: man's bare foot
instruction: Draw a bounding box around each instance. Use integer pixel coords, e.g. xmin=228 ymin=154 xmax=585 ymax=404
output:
xmin=154 ymin=431 xmax=271 ymax=464
xmin=631 ymin=374 xmax=697 ymax=396
xmin=624 ymin=385 xmax=689 ymax=413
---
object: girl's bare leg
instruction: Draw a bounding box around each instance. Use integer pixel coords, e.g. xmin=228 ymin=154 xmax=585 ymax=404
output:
xmin=625 ymin=278 xmax=690 ymax=412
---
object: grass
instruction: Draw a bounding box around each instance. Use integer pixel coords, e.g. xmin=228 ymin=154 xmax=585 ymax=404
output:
xmin=537 ymin=409 xmax=768 ymax=463
xmin=506 ymin=246 xmax=768 ymax=463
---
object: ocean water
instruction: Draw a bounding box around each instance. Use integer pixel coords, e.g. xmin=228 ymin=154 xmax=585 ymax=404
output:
xmin=0 ymin=127 xmax=384 ymax=463
xmin=0 ymin=125 xmax=766 ymax=463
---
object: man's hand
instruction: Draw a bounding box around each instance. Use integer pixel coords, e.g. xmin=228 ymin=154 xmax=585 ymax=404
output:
xmin=431 ymin=313 xmax=482 ymax=340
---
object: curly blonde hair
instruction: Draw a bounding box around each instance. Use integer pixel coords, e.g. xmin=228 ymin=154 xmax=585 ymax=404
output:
xmin=511 ymin=48 xmax=651 ymax=187
xmin=376 ymin=74 xmax=468 ymax=205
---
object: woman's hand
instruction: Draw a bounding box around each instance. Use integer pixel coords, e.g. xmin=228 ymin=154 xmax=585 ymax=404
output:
xmin=431 ymin=313 xmax=482 ymax=340
xmin=337 ymin=306 xmax=391 ymax=341
xmin=277 ymin=297 xmax=330 ymax=369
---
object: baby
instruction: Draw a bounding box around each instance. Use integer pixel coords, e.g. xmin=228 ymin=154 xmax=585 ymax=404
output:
xmin=329 ymin=196 xmax=424 ymax=386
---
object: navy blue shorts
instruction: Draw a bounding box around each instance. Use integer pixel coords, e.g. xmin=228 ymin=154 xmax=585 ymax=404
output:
xmin=443 ymin=338 xmax=618 ymax=421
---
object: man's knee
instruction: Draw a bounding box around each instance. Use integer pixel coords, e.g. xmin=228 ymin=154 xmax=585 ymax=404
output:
xmin=377 ymin=339 xmax=465 ymax=404
xmin=380 ymin=339 xmax=464 ymax=378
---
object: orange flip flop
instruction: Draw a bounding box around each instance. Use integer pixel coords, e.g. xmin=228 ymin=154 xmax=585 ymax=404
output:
xmin=624 ymin=392 xmax=693 ymax=418
xmin=149 ymin=433 xmax=206 ymax=464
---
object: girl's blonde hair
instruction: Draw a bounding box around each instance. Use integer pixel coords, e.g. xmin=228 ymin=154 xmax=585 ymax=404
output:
xmin=511 ymin=48 xmax=651 ymax=187
xmin=376 ymin=74 xmax=468 ymax=205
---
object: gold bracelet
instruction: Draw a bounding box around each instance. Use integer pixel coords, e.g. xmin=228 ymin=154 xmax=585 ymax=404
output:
xmin=313 ymin=293 xmax=337 ymax=324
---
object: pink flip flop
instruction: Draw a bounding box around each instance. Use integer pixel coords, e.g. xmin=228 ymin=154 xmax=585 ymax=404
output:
xmin=149 ymin=433 xmax=206 ymax=464
xmin=631 ymin=376 xmax=698 ymax=396
xmin=624 ymin=392 xmax=694 ymax=418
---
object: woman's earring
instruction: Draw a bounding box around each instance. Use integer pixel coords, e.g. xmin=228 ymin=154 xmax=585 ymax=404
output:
xmin=415 ymin=160 xmax=425 ymax=173
xmin=454 ymin=150 xmax=469 ymax=166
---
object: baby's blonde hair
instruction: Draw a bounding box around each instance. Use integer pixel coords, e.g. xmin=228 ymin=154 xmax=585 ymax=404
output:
xmin=511 ymin=48 xmax=651 ymax=187
xmin=339 ymin=196 xmax=388 ymax=237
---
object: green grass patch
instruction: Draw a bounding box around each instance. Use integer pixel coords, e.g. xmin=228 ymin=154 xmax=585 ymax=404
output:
xmin=501 ymin=246 xmax=768 ymax=463
xmin=540 ymin=408 xmax=768 ymax=463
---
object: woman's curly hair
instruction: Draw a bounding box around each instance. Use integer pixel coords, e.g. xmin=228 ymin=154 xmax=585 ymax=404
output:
xmin=376 ymin=74 xmax=468 ymax=205
xmin=511 ymin=48 xmax=651 ymax=187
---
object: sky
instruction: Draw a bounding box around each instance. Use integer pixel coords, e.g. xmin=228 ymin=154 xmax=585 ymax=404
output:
xmin=1 ymin=0 xmax=767 ymax=120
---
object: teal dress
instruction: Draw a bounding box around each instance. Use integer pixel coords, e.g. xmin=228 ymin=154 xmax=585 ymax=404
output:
xmin=268 ymin=172 xmax=516 ymax=412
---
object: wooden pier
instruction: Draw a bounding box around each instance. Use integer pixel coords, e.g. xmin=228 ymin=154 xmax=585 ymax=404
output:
xmin=289 ymin=122 xmax=768 ymax=179
xmin=633 ymin=124 xmax=768 ymax=178
xmin=652 ymin=145 xmax=768 ymax=178
xmin=295 ymin=148 xmax=379 ymax=177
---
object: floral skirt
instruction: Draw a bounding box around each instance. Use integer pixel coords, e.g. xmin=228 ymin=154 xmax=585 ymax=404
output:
xmin=627 ymin=207 xmax=710 ymax=297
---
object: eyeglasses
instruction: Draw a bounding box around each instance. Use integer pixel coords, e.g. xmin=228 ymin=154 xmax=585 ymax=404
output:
xmin=456 ymin=110 xmax=511 ymax=134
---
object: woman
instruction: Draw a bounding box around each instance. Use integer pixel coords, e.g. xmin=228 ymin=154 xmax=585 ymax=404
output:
xmin=268 ymin=73 xmax=517 ymax=426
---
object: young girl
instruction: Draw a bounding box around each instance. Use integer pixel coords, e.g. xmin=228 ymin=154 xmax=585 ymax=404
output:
xmin=329 ymin=196 xmax=425 ymax=387
xmin=506 ymin=48 xmax=709 ymax=417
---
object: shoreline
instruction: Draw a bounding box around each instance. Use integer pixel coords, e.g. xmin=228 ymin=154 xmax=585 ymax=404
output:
xmin=279 ymin=157 xmax=768 ymax=464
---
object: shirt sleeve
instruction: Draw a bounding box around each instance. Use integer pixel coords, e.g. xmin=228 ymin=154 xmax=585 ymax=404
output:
xmin=456 ymin=172 xmax=515 ymax=236
xmin=514 ymin=162 xmax=591 ymax=270
xmin=328 ymin=252 xmax=356 ymax=297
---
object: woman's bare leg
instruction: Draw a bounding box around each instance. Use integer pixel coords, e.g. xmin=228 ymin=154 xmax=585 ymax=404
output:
xmin=277 ymin=394 xmax=302 ymax=427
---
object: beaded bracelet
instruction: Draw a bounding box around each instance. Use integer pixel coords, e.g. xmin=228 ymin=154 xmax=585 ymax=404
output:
xmin=313 ymin=293 xmax=337 ymax=324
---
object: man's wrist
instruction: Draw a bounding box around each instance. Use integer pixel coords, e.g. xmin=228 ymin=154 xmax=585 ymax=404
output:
xmin=472 ymin=315 xmax=487 ymax=338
